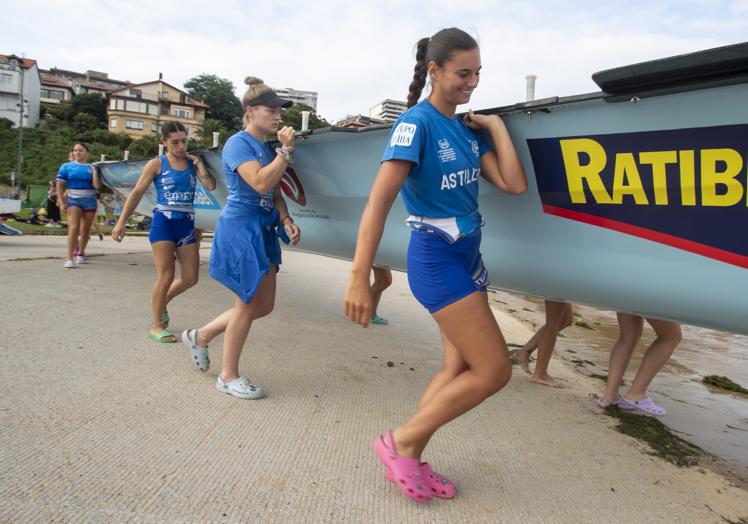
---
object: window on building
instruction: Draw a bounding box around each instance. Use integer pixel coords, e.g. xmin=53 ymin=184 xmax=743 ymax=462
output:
xmin=130 ymin=88 xmax=142 ymax=98
xmin=126 ymin=120 xmax=144 ymax=130
xmin=0 ymin=73 xmax=13 ymax=84
xmin=125 ymin=100 xmax=147 ymax=113
xmin=161 ymin=91 xmax=169 ymax=100
xmin=152 ymin=123 xmax=158 ymax=132
xmin=174 ymin=108 xmax=191 ymax=119
xmin=148 ymin=104 xmax=158 ymax=116
xmin=110 ymin=118 xmax=118 ymax=128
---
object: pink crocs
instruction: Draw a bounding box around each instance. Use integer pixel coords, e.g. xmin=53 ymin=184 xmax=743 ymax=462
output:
xmin=387 ymin=461 xmax=456 ymax=499
xmin=374 ymin=431 xmax=431 ymax=502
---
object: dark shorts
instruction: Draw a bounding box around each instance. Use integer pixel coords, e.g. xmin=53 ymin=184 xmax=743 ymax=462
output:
xmin=148 ymin=212 xmax=196 ymax=247
xmin=406 ymin=228 xmax=489 ymax=314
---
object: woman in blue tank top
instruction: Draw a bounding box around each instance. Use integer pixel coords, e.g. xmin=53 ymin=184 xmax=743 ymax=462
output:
xmin=344 ymin=28 xmax=527 ymax=502
xmin=112 ymin=121 xmax=216 ymax=343
xmin=56 ymin=143 xmax=100 ymax=268
xmin=180 ymin=76 xmax=300 ymax=400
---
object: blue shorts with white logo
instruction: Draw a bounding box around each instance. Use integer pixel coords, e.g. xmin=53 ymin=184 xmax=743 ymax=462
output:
xmin=66 ymin=196 xmax=97 ymax=212
xmin=406 ymin=228 xmax=489 ymax=314
xmin=148 ymin=212 xmax=196 ymax=247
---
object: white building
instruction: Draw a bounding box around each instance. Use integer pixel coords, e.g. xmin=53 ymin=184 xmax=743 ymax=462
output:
xmin=273 ymin=87 xmax=318 ymax=110
xmin=0 ymin=54 xmax=41 ymax=128
xmin=369 ymin=98 xmax=406 ymax=122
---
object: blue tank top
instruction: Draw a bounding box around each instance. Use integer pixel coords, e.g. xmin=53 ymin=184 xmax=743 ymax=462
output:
xmin=153 ymin=155 xmax=197 ymax=219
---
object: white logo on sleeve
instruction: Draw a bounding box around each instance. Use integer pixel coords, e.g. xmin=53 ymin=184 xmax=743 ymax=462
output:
xmin=390 ymin=123 xmax=417 ymax=147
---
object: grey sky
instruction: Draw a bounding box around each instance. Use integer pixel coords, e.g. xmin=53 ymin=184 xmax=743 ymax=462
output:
xmin=4 ymin=0 xmax=747 ymax=121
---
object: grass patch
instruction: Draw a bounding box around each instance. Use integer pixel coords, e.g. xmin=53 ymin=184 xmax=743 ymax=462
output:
xmin=603 ymin=407 xmax=702 ymax=467
xmin=703 ymin=375 xmax=748 ymax=395
xmin=574 ymin=321 xmax=594 ymax=330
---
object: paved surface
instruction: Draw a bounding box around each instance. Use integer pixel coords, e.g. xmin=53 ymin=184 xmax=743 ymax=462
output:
xmin=1 ymin=237 xmax=747 ymax=523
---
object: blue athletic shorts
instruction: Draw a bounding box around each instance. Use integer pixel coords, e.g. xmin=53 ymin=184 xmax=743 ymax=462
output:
xmin=406 ymin=228 xmax=489 ymax=313
xmin=148 ymin=212 xmax=196 ymax=247
xmin=66 ymin=196 xmax=97 ymax=213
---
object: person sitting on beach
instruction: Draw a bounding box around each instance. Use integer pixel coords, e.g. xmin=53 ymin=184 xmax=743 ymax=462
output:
xmin=370 ymin=266 xmax=392 ymax=325
xmin=180 ymin=76 xmax=301 ymax=400
xmin=511 ymin=300 xmax=572 ymax=388
xmin=344 ymin=28 xmax=527 ymax=502
xmin=56 ymin=143 xmax=100 ymax=268
xmin=597 ymin=313 xmax=681 ymax=416
xmin=112 ymin=121 xmax=216 ymax=343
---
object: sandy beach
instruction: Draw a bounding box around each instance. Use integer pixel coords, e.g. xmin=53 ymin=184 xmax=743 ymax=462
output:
xmin=0 ymin=236 xmax=746 ymax=523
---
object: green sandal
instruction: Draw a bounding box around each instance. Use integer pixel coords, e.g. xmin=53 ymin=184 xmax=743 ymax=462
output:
xmin=148 ymin=329 xmax=177 ymax=343
xmin=161 ymin=310 xmax=170 ymax=328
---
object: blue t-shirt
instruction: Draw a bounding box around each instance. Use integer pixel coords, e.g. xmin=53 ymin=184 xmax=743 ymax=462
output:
xmin=222 ymin=130 xmax=276 ymax=209
xmin=56 ymin=162 xmax=95 ymax=190
xmin=381 ymin=100 xmax=491 ymax=218
xmin=153 ymin=155 xmax=196 ymax=211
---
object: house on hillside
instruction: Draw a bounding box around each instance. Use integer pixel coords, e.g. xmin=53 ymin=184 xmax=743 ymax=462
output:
xmin=0 ymin=54 xmax=41 ymax=128
xmin=107 ymin=75 xmax=208 ymax=138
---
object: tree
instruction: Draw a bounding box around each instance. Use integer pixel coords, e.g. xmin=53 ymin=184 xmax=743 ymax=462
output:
xmin=73 ymin=113 xmax=99 ymax=133
xmin=184 ymin=74 xmax=243 ymax=131
xmin=281 ymin=103 xmax=330 ymax=131
xmin=197 ymin=118 xmax=228 ymax=148
xmin=71 ymin=93 xmax=108 ymax=128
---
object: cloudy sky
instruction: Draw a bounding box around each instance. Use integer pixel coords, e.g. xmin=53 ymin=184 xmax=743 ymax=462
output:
xmin=4 ymin=0 xmax=747 ymax=122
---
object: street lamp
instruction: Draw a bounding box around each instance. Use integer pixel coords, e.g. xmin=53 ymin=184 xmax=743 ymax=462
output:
xmin=9 ymin=57 xmax=25 ymax=200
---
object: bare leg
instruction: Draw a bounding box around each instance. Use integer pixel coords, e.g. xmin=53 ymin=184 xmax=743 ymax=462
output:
xmin=512 ymin=327 xmax=542 ymax=374
xmin=417 ymin=328 xmax=468 ymax=410
xmin=78 ymin=212 xmax=96 ymax=256
xmin=624 ymin=318 xmax=681 ymax=401
xmin=165 ymin=243 xmax=199 ymax=305
xmin=531 ymin=301 xmax=572 ymax=388
xmin=370 ymin=267 xmax=392 ymax=318
xmin=196 ymin=309 xmax=233 ymax=347
xmin=220 ymin=270 xmax=276 ymax=382
xmin=65 ymin=206 xmax=82 ymax=261
xmin=150 ymin=241 xmax=177 ymax=338
xmin=392 ymin=291 xmax=512 ymax=460
xmin=600 ymin=313 xmax=643 ymax=405
xmin=90 ymin=218 xmax=103 ymax=240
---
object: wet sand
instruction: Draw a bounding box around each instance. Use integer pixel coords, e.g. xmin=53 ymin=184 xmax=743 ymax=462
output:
xmin=488 ymin=291 xmax=748 ymax=484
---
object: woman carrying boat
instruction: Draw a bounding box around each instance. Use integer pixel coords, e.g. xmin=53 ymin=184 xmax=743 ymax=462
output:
xmin=344 ymin=28 xmax=527 ymax=502
xmin=56 ymin=143 xmax=101 ymax=268
xmin=180 ymin=77 xmax=300 ymax=399
xmin=597 ymin=314 xmax=681 ymax=415
xmin=112 ymin=121 xmax=216 ymax=343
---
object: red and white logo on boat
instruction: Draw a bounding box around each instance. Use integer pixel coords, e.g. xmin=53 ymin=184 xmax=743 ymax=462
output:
xmin=280 ymin=167 xmax=307 ymax=206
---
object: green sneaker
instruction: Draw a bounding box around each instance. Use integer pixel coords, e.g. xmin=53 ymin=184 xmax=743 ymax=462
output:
xmin=371 ymin=315 xmax=389 ymax=325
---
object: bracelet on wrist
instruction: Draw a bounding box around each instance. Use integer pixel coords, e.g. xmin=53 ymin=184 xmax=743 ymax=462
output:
xmin=281 ymin=215 xmax=294 ymax=225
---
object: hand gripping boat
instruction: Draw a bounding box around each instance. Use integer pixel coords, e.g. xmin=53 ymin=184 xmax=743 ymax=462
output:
xmin=98 ymin=42 xmax=748 ymax=336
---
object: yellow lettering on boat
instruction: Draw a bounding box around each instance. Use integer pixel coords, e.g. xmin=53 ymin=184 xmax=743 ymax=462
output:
xmin=639 ymin=151 xmax=677 ymax=205
xmin=678 ymin=150 xmax=696 ymax=206
xmin=560 ymin=139 xmax=613 ymax=204
xmin=700 ymin=148 xmax=744 ymax=206
xmin=612 ymin=153 xmax=649 ymax=205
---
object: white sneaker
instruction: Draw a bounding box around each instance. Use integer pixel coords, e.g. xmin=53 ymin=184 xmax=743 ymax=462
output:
xmin=75 ymin=255 xmax=86 ymax=264
xmin=64 ymin=260 xmax=76 ymax=269
xmin=216 ymin=376 xmax=265 ymax=399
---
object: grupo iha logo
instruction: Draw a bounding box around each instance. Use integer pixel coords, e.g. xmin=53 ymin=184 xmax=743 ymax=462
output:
xmin=527 ymin=124 xmax=748 ymax=269
xmin=279 ymin=167 xmax=307 ymax=206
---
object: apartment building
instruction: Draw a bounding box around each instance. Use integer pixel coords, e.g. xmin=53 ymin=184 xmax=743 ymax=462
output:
xmin=107 ymin=77 xmax=208 ymax=138
xmin=39 ymin=71 xmax=75 ymax=104
xmin=273 ymin=87 xmax=318 ymax=110
xmin=369 ymin=98 xmax=406 ymax=122
xmin=41 ymin=68 xmax=130 ymax=97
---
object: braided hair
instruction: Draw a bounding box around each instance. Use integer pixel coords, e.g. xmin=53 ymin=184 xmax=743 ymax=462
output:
xmin=406 ymin=28 xmax=478 ymax=108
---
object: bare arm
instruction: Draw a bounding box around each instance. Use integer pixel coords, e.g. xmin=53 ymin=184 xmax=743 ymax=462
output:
xmin=56 ymin=180 xmax=66 ymax=208
xmin=111 ymin=158 xmax=160 ymax=241
xmin=344 ymin=160 xmax=411 ymax=326
xmin=188 ymin=154 xmax=216 ymax=191
xmin=236 ymin=126 xmax=296 ymax=194
xmin=466 ymin=112 xmax=527 ymax=195
xmin=274 ymin=189 xmax=300 ymax=245
xmin=91 ymin=165 xmax=102 ymax=190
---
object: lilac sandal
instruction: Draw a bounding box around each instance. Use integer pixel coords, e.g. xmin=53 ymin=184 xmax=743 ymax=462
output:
xmin=617 ymin=395 xmax=666 ymax=416
xmin=374 ymin=432 xmax=431 ymax=502
xmin=596 ymin=399 xmax=617 ymax=409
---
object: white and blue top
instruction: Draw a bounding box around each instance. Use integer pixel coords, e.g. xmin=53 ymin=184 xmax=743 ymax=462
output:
xmin=382 ymin=100 xmax=492 ymax=242
xmin=57 ymin=161 xmax=96 ymax=199
xmin=222 ymin=131 xmax=276 ymax=210
xmin=153 ymin=155 xmax=197 ymax=219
